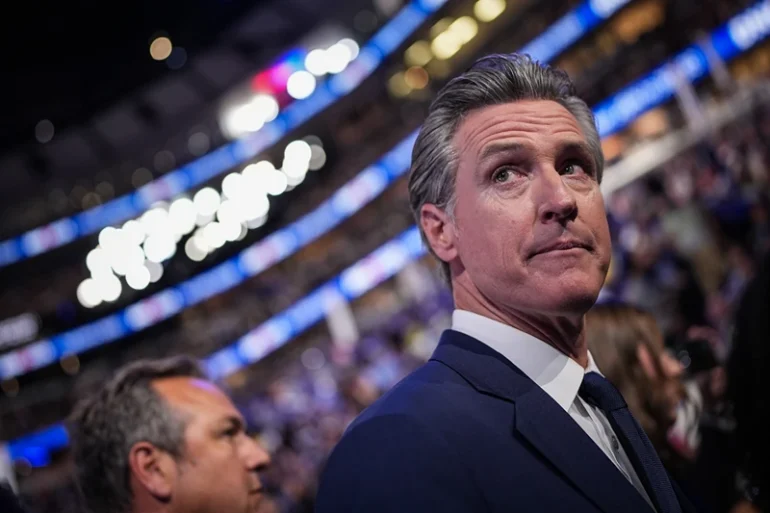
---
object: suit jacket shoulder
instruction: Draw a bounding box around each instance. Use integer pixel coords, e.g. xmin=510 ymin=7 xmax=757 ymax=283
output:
xmin=316 ymin=359 xmax=490 ymax=513
xmin=317 ymin=330 xmax=690 ymax=513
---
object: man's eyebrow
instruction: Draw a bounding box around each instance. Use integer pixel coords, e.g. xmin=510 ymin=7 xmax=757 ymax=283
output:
xmin=222 ymin=414 xmax=245 ymax=431
xmin=477 ymin=140 xmax=594 ymax=165
xmin=558 ymin=141 xmax=594 ymax=160
xmin=478 ymin=141 xmax=526 ymax=163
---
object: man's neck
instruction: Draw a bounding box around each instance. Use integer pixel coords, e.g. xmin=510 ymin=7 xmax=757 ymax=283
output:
xmin=453 ymin=280 xmax=589 ymax=368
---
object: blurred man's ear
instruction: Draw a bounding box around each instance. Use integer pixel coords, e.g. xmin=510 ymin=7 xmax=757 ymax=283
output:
xmin=420 ymin=204 xmax=458 ymax=264
xmin=128 ymin=442 xmax=176 ymax=502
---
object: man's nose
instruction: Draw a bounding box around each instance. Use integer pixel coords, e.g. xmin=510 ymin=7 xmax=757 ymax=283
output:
xmin=535 ymin=167 xmax=578 ymax=224
xmin=243 ymin=436 xmax=271 ymax=471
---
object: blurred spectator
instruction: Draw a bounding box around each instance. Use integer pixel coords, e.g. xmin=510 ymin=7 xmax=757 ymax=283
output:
xmin=585 ymin=303 xmax=686 ymax=464
xmin=727 ymin=253 xmax=770 ymax=512
xmin=584 ymin=303 xmax=722 ymax=511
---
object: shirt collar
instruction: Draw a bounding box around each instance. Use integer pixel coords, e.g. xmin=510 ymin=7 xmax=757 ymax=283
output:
xmin=451 ymin=309 xmax=595 ymax=412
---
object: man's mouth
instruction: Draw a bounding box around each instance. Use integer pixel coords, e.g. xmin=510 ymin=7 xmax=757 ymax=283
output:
xmin=531 ymin=238 xmax=592 ymax=257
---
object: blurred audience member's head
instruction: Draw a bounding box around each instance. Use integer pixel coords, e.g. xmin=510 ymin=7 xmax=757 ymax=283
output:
xmin=70 ymin=356 xmax=271 ymax=513
xmin=586 ymin=303 xmax=685 ymax=448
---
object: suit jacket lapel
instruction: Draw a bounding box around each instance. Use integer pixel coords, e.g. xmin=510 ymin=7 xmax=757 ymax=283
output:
xmin=431 ymin=330 xmax=654 ymax=513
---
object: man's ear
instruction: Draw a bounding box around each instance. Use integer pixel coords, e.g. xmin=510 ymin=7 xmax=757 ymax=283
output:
xmin=419 ymin=204 xmax=458 ymax=264
xmin=128 ymin=442 xmax=176 ymax=501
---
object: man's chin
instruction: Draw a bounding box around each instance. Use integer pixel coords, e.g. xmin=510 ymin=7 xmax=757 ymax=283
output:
xmin=251 ymin=493 xmax=276 ymax=513
xmin=537 ymin=285 xmax=601 ymax=317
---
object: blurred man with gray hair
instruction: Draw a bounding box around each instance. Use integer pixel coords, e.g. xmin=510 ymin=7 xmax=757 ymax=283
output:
xmin=70 ymin=356 xmax=271 ymax=513
xmin=316 ymin=54 xmax=695 ymax=513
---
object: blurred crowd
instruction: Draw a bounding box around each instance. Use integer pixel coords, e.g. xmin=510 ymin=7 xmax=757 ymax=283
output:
xmin=604 ymin=95 xmax=770 ymax=342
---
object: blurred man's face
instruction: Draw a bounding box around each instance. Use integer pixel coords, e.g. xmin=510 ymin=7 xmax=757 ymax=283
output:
xmin=154 ymin=377 xmax=271 ymax=513
xmin=428 ymin=100 xmax=611 ymax=317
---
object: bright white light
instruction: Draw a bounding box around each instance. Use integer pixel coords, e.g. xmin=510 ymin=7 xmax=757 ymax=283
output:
xmin=264 ymin=169 xmax=288 ymax=196
xmin=98 ymin=227 xmax=122 ymax=251
xmin=77 ymin=278 xmax=102 ymax=308
xmin=252 ymin=94 xmax=280 ymax=123
xmin=309 ymin=145 xmax=327 ymax=170
xmin=325 ymin=42 xmax=353 ymax=74
xmin=246 ymin=214 xmax=268 ymax=230
xmin=140 ymin=207 xmax=170 ymax=237
xmin=285 ymin=170 xmax=307 ymax=187
xmin=169 ymin=197 xmax=197 ymax=235
xmin=126 ymin=265 xmax=151 ymax=291
xmin=284 ymin=140 xmax=312 ymax=163
xmin=338 ymin=38 xmax=360 ymax=61
xmin=89 ymin=266 xmax=116 ymax=282
xmin=217 ymin=199 xmax=243 ymax=226
xmin=145 ymin=260 xmax=164 ymax=283
xmin=192 ymin=229 xmax=211 ymax=253
xmin=185 ymin=237 xmax=207 ymax=261
xmin=242 ymin=161 xmax=275 ymax=196
xmin=196 ymin=212 xmax=214 ymax=227
xmin=143 ymin=235 xmax=176 ymax=263
xmin=221 ymin=220 xmax=242 ymax=242
xmin=193 ymin=187 xmax=221 ymax=217
xmin=202 ymin=222 xmax=226 ymax=249
xmin=221 ymin=94 xmax=279 ymax=138
xmin=305 ymin=48 xmax=328 ymax=76
xmin=246 ymin=160 xmax=276 ymax=173
xmin=109 ymin=244 xmax=145 ymax=276
xmin=86 ymin=247 xmax=111 ymax=274
xmin=283 ymin=158 xmax=309 ymax=180
xmin=221 ymin=172 xmax=244 ymax=201
xmin=122 ymin=220 xmax=146 ymax=246
xmin=286 ymin=71 xmax=316 ymax=100
xmin=95 ymin=274 xmax=122 ymax=303
xmin=235 ymin=194 xmax=270 ymax=221
xmin=243 ymin=164 xmax=269 ymax=193
xmin=222 ymin=103 xmax=264 ymax=138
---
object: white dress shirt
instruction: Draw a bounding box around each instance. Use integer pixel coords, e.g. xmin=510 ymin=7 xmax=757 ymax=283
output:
xmin=452 ymin=309 xmax=656 ymax=510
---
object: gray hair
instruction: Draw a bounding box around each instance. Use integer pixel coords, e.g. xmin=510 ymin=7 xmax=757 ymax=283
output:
xmin=69 ymin=356 xmax=205 ymax=513
xmin=408 ymin=53 xmax=604 ymax=283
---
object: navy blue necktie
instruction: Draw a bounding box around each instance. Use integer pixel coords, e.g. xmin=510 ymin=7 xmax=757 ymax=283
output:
xmin=579 ymin=371 xmax=682 ymax=513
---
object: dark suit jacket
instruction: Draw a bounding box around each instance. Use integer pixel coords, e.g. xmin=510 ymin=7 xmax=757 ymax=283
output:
xmin=316 ymin=330 xmax=696 ymax=513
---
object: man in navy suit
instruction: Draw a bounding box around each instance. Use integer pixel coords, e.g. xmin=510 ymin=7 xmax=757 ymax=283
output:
xmin=315 ymin=53 xmax=695 ymax=513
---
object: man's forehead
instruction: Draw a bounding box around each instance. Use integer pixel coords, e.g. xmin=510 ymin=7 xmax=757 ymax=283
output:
xmin=153 ymin=376 xmax=238 ymax=414
xmin=453 ymin=100 xmax=586 ymax=158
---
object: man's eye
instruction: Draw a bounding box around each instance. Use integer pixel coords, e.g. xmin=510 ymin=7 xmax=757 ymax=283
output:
xmin=493 ymin=168 xmax=514 ymax=183
xmin=562 ymin=161 xmax=589 ymax=176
